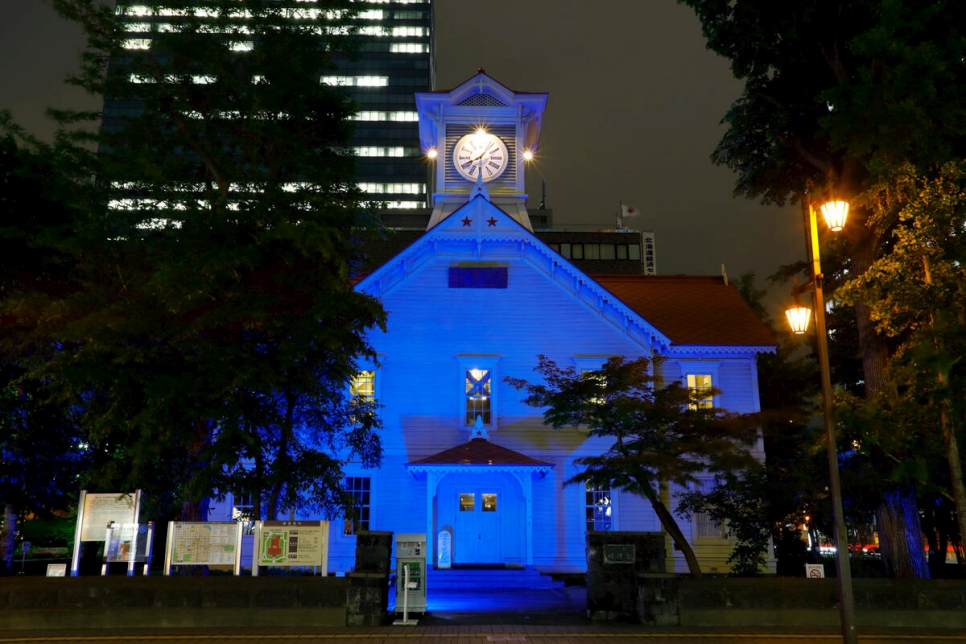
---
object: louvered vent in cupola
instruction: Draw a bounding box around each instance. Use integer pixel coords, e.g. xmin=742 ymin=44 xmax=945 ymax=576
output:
xmin=456 ymin=94 xmax=509 ymax=108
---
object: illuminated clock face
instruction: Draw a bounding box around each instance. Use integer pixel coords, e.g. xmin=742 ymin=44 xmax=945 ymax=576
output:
xmin=453 ymin=131 xmax=509 ymax=183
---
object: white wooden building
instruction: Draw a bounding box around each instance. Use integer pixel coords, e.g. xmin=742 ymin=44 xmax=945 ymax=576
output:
xmin=322 ymin=72 xmax=776 ymax=575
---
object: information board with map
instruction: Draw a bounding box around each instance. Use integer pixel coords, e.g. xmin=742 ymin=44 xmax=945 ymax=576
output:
xmin=253 ymin=520 xmax=328 ymax=575
xmin=105 ymin=523 xmax=152 ymax=563
xmin=164 ymin=521 xmax=243 ymax=575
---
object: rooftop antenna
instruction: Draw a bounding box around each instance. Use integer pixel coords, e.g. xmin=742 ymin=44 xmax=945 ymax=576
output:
xmin=538 ymin=181 xmax=546 ymax=210
xmin=721 ymin=263 xmax=729 ymax=286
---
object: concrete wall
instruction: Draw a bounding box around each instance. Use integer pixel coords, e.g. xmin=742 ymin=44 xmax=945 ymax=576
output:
xmin=0 ymin=576 xmax=348 ymax=630
xmin=674 ymin=578 xmax=966 ymax=629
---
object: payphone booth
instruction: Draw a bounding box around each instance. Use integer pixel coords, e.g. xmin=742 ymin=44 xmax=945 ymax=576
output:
xmin=394 ymin=533 xmax=426 ymax=615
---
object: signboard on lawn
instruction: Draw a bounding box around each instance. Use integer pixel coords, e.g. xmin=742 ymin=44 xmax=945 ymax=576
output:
xmin=164 ymin=521 xmax=243 ymax=575
xmin=70 ymin=490 xmax=141 ymax=577
xmin=253 ymin=520 xmax=329 ymax=576
xmin=78 ymin=492 xmax=139 ymax=542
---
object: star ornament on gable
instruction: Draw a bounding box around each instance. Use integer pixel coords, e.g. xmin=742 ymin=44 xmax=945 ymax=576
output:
xmin=487 ymin=217 xmax=497 ymax=227
xmin=461 ymin=217 xmax=472 ymax=227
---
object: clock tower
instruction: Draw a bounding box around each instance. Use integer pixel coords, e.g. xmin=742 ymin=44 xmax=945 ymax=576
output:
xmin=416 ymin=71 xmax=548 ymax=231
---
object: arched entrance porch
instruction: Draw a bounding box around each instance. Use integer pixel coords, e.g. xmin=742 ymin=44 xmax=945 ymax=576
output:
xmin=407 ymin=437 xmax=553 ymax=568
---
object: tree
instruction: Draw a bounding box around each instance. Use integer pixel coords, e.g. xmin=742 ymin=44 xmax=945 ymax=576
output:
xmin=677 ymin=0 xmax=966 ymax=578
xmin=506 ymin=355 xmax=760 ymax=577
xmin=0 ymin=126 xmax=94 ymax=574
xmin=2 ymin=0 xmax=386 ymax=522
xmin=839 ymin=161 xmax=966 ymax=571
xmin=709 ymin=273 xmax=831 ymax=573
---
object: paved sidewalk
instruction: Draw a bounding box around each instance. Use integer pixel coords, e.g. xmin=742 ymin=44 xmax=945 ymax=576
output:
xmin=1 ymin=625 xmax=965 ymax=644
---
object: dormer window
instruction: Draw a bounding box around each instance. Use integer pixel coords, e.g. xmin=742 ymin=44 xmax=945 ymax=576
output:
xmin=465 ymin=369 xmax=491 ymax=426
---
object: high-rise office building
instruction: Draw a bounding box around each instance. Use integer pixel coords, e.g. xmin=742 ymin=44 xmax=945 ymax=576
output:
xmin=103 ymin=0 xmax=433 ymax=210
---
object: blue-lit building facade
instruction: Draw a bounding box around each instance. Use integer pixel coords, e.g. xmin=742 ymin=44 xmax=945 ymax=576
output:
xmin=322 ymin=73 xmax=777 ymax=575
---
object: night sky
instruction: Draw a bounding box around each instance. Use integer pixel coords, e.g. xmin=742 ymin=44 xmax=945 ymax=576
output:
xmin=0 ymin=1 xmax=805 ymax=312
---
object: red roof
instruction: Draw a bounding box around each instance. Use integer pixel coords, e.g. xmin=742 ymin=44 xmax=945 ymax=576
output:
xmin=592 ymin=275 xmax=776 ymax=347
xmin=408 ymin=438 xmax=552 ymax=467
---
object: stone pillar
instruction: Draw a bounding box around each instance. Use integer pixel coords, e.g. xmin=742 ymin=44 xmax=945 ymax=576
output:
xmin=586 ymin=531 xmax=667 ymax=623
xmin=346 ymin=531 xmax=392 ymax=626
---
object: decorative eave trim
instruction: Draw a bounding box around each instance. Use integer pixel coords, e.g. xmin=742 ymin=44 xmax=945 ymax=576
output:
xmin=661 ymin=345 xmax=777 ymax=359
xmin=406 ymin=463 xmax=553 ymax=475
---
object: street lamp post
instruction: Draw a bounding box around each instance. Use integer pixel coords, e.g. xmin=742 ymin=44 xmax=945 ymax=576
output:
xmin=786 ymin=198 xmax=857 ymax=644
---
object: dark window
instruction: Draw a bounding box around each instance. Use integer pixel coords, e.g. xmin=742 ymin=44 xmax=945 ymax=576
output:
xmin=344 ymin=476 xmax=371 ymax=535
xmin=449 ymin=267 xmax=508 ymax=288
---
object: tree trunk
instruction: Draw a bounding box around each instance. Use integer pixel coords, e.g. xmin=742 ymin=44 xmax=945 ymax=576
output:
xmin=1 ymin=504 xmax=16 ymax=575
xmin=941 ymin=404 xmax=966 ymax=574
xmin=923 ymin=258 xmax=966 ymax=575
xmin=644 ymin=487 xmax=702 ymax=577
xmin=875 ymin=487 xmax=929 ymax=579
xmin=181 ymin=498 xmax=208 ymax=522
xmin=851 ymin=240 xmax=930 ymax=579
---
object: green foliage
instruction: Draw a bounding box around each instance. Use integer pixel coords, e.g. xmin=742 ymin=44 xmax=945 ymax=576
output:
xmin=678 ymin=0 xmax=966 ymax=203
xmin=676 ymin=468 xmax=772 ymax=576
xmin=836 ymin=162 xmax=966 ymax=564
xmin=508 ymin=356 xmax=759 ymax=494
xmin=677 ymin=0 xmax=966 ymax=580
xmin=507 ymin=355 xmax=760 ymax=576
xmin=1 ymin=1 xmax=386 ymax=520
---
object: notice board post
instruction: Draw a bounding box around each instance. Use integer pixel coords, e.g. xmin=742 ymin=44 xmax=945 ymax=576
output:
xmin=252 ymin=520 xmax=329 ymax=576
xmin=70 ymin=490 xmax=141 ymax=577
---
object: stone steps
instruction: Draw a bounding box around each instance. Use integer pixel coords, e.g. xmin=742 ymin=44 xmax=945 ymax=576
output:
xmin=425 ymin=567 xmax=564 ymax=589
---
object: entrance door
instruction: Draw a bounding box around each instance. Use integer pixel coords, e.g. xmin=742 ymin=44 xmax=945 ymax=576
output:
xmin=455 ymin=488 xmax=501 ymax=564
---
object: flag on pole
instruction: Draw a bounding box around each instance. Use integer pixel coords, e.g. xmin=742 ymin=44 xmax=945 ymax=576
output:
xmin=621 ymin=203 xmax=640 ymax=218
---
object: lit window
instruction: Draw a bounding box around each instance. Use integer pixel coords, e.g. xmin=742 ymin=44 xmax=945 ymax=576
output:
xmin=357 ymin=182 xmax=425 ymax=194
xmin=350 ymin=371 xmax=375 ymax=402
xmin=460 ymin=493 xmax=474 ymax=512
xmin=321 ymin=75 xmax=389 ymax=87
xmin=232 ymin=492 xmax=254 ymax=522
xmin=585 ymin=482 xmax=612 ymax=532
xmin=354 ymin=146 xmax=407 ymax=157
xmin=581 ymin=370 xmax=606 ymax=406
xmin=391 ymin=26 xmax=426 ymax=37
xmin=343 ymin=476 xmax=371 ymax=535
xmin=465 ymin=369 xmax=491 ymax=426
xmin=687 ymin=374 xmax=713 ymax=409
xmin=390 ymin=43 xmax=429 ymax=54
xmin=351 ymin=111 xmax=419 ymax=122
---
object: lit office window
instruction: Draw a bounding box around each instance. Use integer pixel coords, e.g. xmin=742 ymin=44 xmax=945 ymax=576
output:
xmin=352 ymin=111 xmax=419 ymax=121
xmin=390 ymin=43 xmax=429 ymax=53
xmin=321 ymin=75 xmax=389 ymax=87
xmin=354 ymin=147 xmax=406 ymax=157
